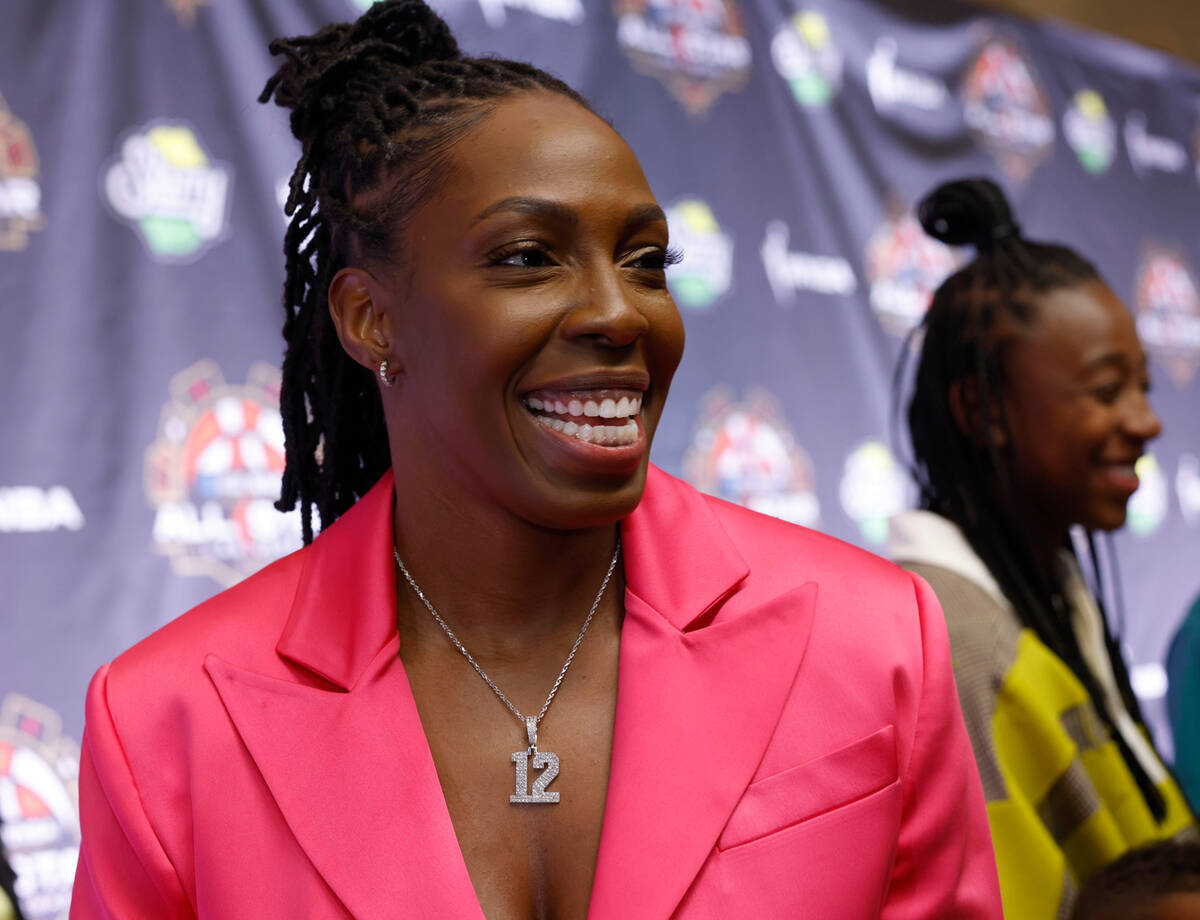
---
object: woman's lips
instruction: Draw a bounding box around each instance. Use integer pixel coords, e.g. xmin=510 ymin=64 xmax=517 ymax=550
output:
xmin=1102 ymin=462 xmax=1140 ymax=494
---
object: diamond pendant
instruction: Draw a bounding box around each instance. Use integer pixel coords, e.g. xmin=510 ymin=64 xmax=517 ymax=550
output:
xmin=510 ymin=717 xmax=560 ymax=804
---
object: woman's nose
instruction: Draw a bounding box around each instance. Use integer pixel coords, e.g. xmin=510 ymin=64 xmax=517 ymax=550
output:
xmin=1125 ymin=389 xmax=1163 ymax=442
xmin=560 ymin=270 xmax=650 ymax=348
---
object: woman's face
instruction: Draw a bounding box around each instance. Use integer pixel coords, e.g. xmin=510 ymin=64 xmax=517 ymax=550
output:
xmin=377 ymin=90 xmax=685 ymax=530
xmin=1000 ymin=280 xmax=1161 ymax=535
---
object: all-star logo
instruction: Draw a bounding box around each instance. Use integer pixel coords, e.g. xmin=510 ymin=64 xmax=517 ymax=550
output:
xmin=684 ymin=387 xmax=819 ymax=526
xmin=838 ymin=441 xmax=910 ymax=545
xmin=1124 ymin=111 xmax=1187 ymax=177
xmin=103 ymin=121 xmax=232 ymax=263
xmin=664 ymin=198 xmax=732 ymax=310
xmin=615 ymin=0 xmax=752 ymax=118
xmin=1127 ymin=454 xmax=1167 ymax=536
xmin=770 ymin=10 xmax=842 ymax=108
xmin=0 ymin=93 xmax=46 ymax=251
xmin=962 ymin=37 xmax=1054 ymax=183
xmin=760 ymin=219 xmax=857 ymax=303
xmin=144 ymin=360 xmax=303 ymax=587
xmin=1133 ymin=245 xmax=1200 ymax=386
xmin=866 ymin=36 xmax=948 ymax=114
xmin=866 ymin=208 xmax=960 ymax=337
xmin=0 ymin=694 xmax=80 ymax=920
xmin=1062 ymin=89 xmax=1116 ymax=175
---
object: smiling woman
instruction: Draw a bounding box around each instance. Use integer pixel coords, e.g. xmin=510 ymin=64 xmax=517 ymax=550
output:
xmin=68 ymin=3 xmax=1001 ymax=918
xmin=889 ymin=177 xmax=1198 ymax=919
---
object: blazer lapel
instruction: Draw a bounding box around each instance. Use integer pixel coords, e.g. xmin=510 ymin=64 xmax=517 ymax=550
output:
xmin=206 ymin=472 xmax=484 ymax=919
xmin=206 ymin=645 xmax=484 ymax=919
xmin=589 ymin=469 xmax=818 ymax=918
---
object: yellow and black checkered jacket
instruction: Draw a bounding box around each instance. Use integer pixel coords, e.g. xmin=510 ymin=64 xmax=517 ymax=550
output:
xmin=891 ymin=510 xmax=1196 ymax=919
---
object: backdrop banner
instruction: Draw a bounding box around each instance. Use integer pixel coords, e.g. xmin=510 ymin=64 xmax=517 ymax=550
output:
xmin=2 ymin=0 xmax=1199 ymax=914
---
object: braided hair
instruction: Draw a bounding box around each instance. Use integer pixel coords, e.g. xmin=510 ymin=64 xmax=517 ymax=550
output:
xmin=897 ymin=177 xmax=1167 ymax=820
xmin=259 ymin=0 xmax=588 ymax=543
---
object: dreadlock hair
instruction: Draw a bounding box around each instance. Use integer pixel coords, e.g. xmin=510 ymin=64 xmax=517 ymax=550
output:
xmin=259 ymin=0 xmax=589 ymax=543
xmin=895 ymin=176 xmax=1168 ymax=821
xmin=1070 ymin=840 xmax=1200 ymax=919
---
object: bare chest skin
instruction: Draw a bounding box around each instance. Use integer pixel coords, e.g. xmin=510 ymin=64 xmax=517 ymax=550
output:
xmin=399 ymin=602 xmax=622 ymax=920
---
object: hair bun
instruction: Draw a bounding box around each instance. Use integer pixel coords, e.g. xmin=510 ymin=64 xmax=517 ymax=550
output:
xmin=917 ymin=177 xmax=1020 ymax=250
xmin=348 ymin=0 xmax=460 ymax=65
xmin=260 ymin=0 xmax=460 ymax=131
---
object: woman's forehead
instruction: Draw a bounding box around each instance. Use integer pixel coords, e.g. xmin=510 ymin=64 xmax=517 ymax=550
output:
xmin=438 ymin=92 xmax=652 ymax=207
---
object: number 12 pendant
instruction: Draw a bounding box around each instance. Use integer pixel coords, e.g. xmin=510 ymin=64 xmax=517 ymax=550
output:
xmin=510 ymin=717 xmax=560 ymax=804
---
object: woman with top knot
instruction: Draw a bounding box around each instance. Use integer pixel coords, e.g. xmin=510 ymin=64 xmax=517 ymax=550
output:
xmin=889 ymin=177 xmax=1197 ymax=919
xmin=69 ymin=4 xmax=1001 ymax=917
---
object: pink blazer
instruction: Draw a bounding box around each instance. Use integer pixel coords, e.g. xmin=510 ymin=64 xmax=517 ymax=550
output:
xmin=71 ymin=467 xmax=1001 ymax=918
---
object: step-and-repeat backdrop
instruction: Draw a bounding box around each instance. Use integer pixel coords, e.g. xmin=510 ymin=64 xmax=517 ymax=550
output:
xmin=2 ymin=0 xmax=1199 ymax=913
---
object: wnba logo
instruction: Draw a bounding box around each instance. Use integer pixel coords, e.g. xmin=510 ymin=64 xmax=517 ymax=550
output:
xmin=144 ymin=360 xmax=303 ymax=586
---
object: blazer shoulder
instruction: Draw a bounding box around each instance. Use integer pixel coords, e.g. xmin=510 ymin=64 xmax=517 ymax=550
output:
xmin=701 ymin=489 xmax=913 ymax=593
xmin=107 ymin=544 xmax=309 ymax=691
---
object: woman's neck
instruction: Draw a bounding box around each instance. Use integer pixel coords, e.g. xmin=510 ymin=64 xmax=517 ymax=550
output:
xmin=390 ymin=483 xmax=624 ymax=657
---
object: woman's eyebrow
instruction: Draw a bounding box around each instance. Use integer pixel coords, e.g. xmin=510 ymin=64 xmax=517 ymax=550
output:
xmin=620 ymin=204 xmax=668 ymax=237
xmin=471 ymin=196 xmax=578 ymax=228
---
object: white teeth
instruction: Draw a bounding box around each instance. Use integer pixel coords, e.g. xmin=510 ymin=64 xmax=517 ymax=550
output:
xmin=536 ymin=417 xmax=639 ymax=447
xmin=555 ymin=400 xmax=568 ymax=414
xmin=599 ymin=399 xmax=617 ymax=418
xmin=568 ymin=399 xmax=584 ymax=416
xmin=528 ymin=397 xmax=544 ymax=410
xmin=616 ymin=397 xmax=630 ymax=417
xmin=583 ymin=400 xmax=600 ymax=418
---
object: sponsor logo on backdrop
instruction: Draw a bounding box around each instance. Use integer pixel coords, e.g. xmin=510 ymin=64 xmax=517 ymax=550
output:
xmin=866 ymin=209 xmax=960 ymax=337
xmin=1127 ymin=454 xmax=1167 ymax=536
xmin=1178 ymin=453 xmax=1200 ymax=526
xmin=0 ymin=694 xmax=80 ymax=920
xmin=684 ymin=387 xmax=819 ymax=526
xmin=0 ymin=93 xmax=45 ymax=251
xmin=145 ymin=360 xmax=303 ymax=587
xmin=614 ymin=0 xmax=751 ymax=118
xmin=167 ymin=0 xmax=208 ymax=25
xmin=1062 ymin=89 xmax=1116 ymax=175
xmin=1124 ymin=111 xmax=1188 ymax=177
xmin=1133 ymin=245 xmax=1200 ymax=386
xmin=866 ymin=37 xmax=948 ymax=114
xmin=479 ymin=0 xmax=583 ymax=28
xmin=839 ymin=441 xmax=910 ymax=544
xmin=103 ymin=121 xmax=232 ymax=263
xmin=1131 ymin=662 xmax=1168 ymax=701
xmin=961 ymin=37 xmax=1054 ymax=183
xmin=0 ymin=487 xmax=84 ymax=533
xmin=665 ymin=198 xmax=732 ymax=310
xmin=761 ymin=219 xmax=856 ymax=303
xmin=770 ymin=10 xmax=842 ymax=108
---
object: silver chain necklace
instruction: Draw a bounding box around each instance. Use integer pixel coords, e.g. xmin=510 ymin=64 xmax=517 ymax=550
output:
xmin=393 ymin=537 xmax=620 ymax=805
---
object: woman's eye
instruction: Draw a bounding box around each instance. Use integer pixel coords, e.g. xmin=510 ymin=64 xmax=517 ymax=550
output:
xmin=628 ymin=246 xmax=684 ymax=271
xmin=1092 ymin=382 xmax=1123 ymax=404
xmin=491 ymin=245 xmax=554 ymax=269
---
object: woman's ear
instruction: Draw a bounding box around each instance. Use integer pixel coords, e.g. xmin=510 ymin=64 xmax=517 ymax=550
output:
xmin=948 ymin=378 xmax=1008 ymax=448
xmin=328 ymin=267 xmax=399 ymax=377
